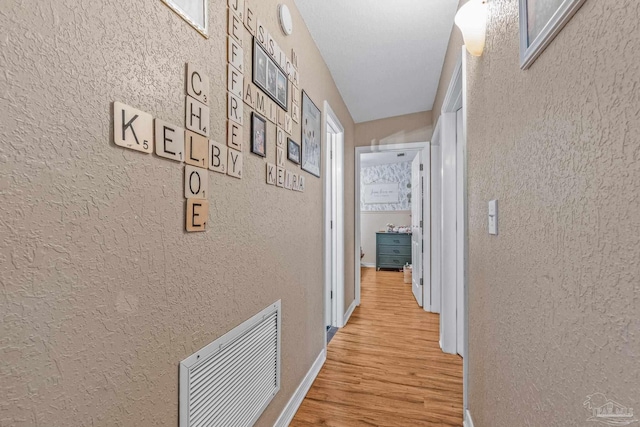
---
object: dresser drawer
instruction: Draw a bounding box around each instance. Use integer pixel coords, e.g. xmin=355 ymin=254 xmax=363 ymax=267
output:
xmin=376 ymin=233 xmax=411 ymax=246
xmin=377 ymin=255 xmax=410 ymax=268
xmin=377 ymin=245 xmax=411 ymax=256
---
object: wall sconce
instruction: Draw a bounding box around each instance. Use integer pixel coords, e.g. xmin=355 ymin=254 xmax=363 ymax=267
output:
xmin=454 ymin=0 xmax=488 ymax=57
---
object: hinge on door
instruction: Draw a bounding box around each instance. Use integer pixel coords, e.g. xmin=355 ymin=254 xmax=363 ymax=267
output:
xmin=420 ymin=163 xmax=424 ymax=171
xmin=420 ymin=278 xmax=423 ymax=286
xmin=330 ymin=150 xmax=333 ymax=160
xmin=330 ymin=220 xmax=333 ymax=229
xmin=330 ymin=291 xmax=333 ymax=299
xmin=420 ymin=220 xmax=423 ymax=228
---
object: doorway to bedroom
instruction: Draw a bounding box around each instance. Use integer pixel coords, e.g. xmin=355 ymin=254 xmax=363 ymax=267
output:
xmin=355 ymin=142 xmax=430 ymax=308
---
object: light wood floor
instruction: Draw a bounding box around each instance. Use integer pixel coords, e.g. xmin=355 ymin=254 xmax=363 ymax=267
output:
xmin=290 ymin=268 xmax=463 ymax=427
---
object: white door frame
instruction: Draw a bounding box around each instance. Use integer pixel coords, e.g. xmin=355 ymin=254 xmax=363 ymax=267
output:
xmin=324 ymin=101 xmax=345 ymax=338
xmin=433 ymin=48 xmax=470 ymax=417
xmin=410 ymin=155 xmax=424 ymax=307
xmin=355 ymin=142 xmax=430 ymax=310
xmin=429 ymin=124 xmax=442 ymax=314
xmin=461 ymin=48 xmax=470 ymax=418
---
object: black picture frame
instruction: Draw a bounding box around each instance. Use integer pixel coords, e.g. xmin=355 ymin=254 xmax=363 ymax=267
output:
xmin=253 ymin=38 xmax=288 ymax=111
xmin=301 ymin=90 xmax=321 ymax=178
xmin=251 ymin=112 xmax=267 ymax=157
xmin=287 ymin=138 xmax=301 ymax=165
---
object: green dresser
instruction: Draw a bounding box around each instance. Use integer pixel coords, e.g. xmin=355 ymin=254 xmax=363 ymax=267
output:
xmin=376 ymin=232 xmax=412 ymax=271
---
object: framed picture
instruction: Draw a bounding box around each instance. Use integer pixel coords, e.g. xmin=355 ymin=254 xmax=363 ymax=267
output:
xmin=301 ymin=91 xmax=321 ymax=178
xmin=161 ymin=0 xmax=208 ymax=38
xmin=287 ymin=138 xmax=301 ymax=164
xmin=253 ymin=38 xmax=288 ymax=111
xmin=251 ymin=112 xmax=267 ymax=157
xmin=520 ymin=0 xmax=586 ymax=69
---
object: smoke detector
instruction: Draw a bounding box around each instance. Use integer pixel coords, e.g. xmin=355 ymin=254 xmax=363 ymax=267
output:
xmin=278 ymin=4 xmax=293 ymax=36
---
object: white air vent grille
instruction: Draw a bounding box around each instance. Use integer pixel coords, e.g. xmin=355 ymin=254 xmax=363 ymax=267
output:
xmin=180 ymin=301 xmax=281 ymax=427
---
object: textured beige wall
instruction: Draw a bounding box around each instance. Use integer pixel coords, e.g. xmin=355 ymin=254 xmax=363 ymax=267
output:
xmin=360 ymin=212 xmax=411 ymax=265
xmin=342 ymin=111 xmax=432 ymax=312
xmin=460 ymin=1 xmax=640 ymax=426
xmin=0 ymin=0 xmax=354 ymax=425
xmin=354 ymin=111 xmax=433 ymax=148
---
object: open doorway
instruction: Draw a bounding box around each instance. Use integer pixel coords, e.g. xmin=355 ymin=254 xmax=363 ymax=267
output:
xmin=324 ymin=102 xmax=344 ymax=345
xmin=355 ymin=142 xmax=430 ymax=309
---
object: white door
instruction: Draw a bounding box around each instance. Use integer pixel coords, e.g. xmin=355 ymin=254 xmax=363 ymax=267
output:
xmin=325 ymin=133 xmax=334 ymax=330
xmin=411 ymin=155 xmax=423 ymax=306
xmin=456 ymin=108 xmax=465 ymax=356
xmin=440 ymin=112 xmax=458 ymax=354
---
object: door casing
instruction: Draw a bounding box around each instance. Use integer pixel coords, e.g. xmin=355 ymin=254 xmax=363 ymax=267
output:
xmin=355 ymin=142 xmax=431 ymax=312
xmin=324 ymin=102 xmax=345 ymax=340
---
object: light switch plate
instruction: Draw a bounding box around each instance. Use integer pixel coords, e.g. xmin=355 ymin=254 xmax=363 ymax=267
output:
xmin=488 ymin=200 xmax=498 ymax=235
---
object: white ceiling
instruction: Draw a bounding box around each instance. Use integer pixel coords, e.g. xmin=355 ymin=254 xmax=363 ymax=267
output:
xmin=294 ymin=0 xmax=458 ymax=123
xmin=361 ymin=150 xmax=419 ymax=167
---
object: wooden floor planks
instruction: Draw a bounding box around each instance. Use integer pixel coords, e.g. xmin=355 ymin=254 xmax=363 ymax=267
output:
xmin=290 ymin=268 xmax=463 ymax=427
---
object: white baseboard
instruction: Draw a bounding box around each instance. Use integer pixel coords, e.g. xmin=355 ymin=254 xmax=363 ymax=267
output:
xmin=343 ymin=299 xmax=357 ymax=326
xmin=360 ymin=262 xmax=376 ymax=268
xmin=274 ymin=349 xmax=326 ymax=427
xmin=463 ymin=409 xmax=475 ymax=427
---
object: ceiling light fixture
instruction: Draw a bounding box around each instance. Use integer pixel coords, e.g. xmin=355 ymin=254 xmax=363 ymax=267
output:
xmin=278 ymin=4 xmax=293 ymax=36
xmin=454 ymin=0 xmax=488 ymax=57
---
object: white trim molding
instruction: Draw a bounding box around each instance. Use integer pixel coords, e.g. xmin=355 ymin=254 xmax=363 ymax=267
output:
xmin=463 ymin=409 xmax=475 ymax=427
xmin=274 ymin=349 xmax=326 ymax=427
xmin=323 ymin=101 xmax=345 ymax=329
xmin=461 ymin=46 xmax=470 ymax=411
xmin=441 ymin=54 xmax=462 ymax=114
xmin=343 ymin=299 xmax=357 ymax=326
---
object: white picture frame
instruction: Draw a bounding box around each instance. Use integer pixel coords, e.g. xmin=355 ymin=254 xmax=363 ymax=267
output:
xmin=363 ymin=183 xmax=400 ymax=204
xmin=162 ymin=0 xmax=208 ymax=38
xmin=519 ymin=0 xmax=586 ymax=69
